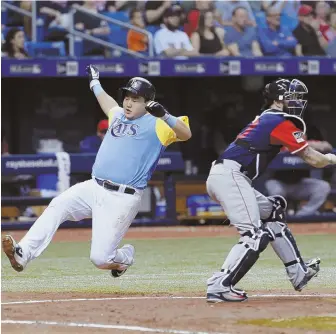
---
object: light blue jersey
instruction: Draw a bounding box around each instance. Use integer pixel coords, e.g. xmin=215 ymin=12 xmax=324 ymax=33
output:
xmin=92 ymin=107 xmax=189 ymax=189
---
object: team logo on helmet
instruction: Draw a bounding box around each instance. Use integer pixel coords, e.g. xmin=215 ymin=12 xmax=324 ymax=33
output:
xmin=130 ymin=80 xmax=141 ymax=90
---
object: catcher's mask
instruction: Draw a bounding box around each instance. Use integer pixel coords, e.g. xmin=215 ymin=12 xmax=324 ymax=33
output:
xmin=284 ymin=79 xmax=308 ymax=118
xmin=262 ymin=78 xmax=308 ymax=118
xmin=119 ymin=77 xmax=156 ymax=103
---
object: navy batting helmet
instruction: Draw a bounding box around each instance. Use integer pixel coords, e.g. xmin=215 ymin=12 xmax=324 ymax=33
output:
xmin=119 ymin=77 xmax=156 ymax=103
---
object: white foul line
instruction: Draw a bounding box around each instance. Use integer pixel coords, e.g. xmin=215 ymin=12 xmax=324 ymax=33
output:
xmin=2 ymin=294 xmax=336 ymax=306
xmin=1 ymin=320 xmax=227 ymax=334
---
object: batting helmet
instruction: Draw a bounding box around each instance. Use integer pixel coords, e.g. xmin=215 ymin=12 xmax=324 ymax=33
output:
xmin=119 ymin=77 xmax=156 ymax=103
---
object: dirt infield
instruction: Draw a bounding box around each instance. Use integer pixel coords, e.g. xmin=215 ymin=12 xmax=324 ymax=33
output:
xmin=2 ymin=223 xmax=336 ymax=333
xmin=4 ymin=222 xmax=336 ymax=242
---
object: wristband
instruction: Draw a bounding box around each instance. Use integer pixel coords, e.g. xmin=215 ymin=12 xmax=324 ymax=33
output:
xmin=162 ymin=114 xmax=178 ymax=128
xmin=91 ymin=82 xmax=104 ymax=97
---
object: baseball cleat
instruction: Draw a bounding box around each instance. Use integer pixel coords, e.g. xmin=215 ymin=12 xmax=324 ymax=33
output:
xmin=295 ymin=258 xmax=321 ymax=292
xmin=207 ymin=285 xmax=248 ymax=303
xmin=111 ymin=244 xmax=135 ymax=278
xmin=2 ymin=235 xmax=24 ymax=272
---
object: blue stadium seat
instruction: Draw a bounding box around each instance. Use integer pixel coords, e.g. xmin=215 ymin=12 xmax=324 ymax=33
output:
xmin=109 ymin=28 xmax=128 ymax=49
xmin=2 ymin=6 xmax=8 ymax=25
xmin=101 ymin=11 xmax=129 ymax=23
xmin=25 ymin=41 xmax=66 ymax=58
xmin=146 ymin=25 xmax=160 ymax=36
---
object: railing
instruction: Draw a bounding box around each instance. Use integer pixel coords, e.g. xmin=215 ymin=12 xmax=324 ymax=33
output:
xmin=68 ymin=4 xmax=154 ymax=58
xmin=1 ymin=1 xmax=37 ymax=42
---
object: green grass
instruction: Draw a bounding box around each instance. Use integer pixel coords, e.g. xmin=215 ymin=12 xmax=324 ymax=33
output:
xmin=239 ymin=316 xmax=336 ymax=331
xmin=2 ymin=234 xmax=336 ymax=294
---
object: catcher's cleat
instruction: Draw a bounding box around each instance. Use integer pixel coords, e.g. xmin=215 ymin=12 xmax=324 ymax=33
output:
xmin=207 ymin=285 xmax=248 ymax=303
xmin=111 ymin=244 xmax=135 ymax=278
xmin=2 ymin=235 xmax=24 ymax=272
xmin=295 ymin=258 xmax=321 ymax=292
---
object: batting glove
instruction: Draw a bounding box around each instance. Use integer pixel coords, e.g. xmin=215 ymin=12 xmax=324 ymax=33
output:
xmin=145 ymin=101 xmax=168 ymax=118
xmin=326 ymin=153 xmax=336 ymax=165
xmin=86 ymin=65 xmax=100 ymax=91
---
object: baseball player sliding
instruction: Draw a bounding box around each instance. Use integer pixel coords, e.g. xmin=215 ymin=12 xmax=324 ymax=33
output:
xmin=2 ymin=65 xmax=191 ymax=277
xmin=206 ymin=78 xmax=336 ymax=303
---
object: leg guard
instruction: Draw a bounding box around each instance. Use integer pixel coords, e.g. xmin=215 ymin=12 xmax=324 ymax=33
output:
xmin=263 ymin=196 xmax=320 ymax=290
xmin=207 ymin=228 xmax=269 ymax=291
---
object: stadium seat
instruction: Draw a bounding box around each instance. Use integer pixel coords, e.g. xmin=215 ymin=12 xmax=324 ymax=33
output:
xmin=109 ymin=28 xmax=128 ymax=49
xmin=101 ymin=11 xmax=129 ymax=23
xmin=2 ymin=6 xmax=8 ymax=26
xmin=26 ymin=41 xmax=66 ymax=57
xmin=146 ymin=25 xmax=160 ymax=36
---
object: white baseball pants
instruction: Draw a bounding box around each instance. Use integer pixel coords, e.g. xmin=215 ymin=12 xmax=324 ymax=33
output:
xmin=17 ymin=179 xmax=142 ymax=270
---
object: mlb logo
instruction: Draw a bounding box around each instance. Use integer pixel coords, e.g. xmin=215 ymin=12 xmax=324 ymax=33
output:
xmin=131 ymin=80 xmax=141 ymax=90
xmin=293 ymin=131 xmax=305 ymax=143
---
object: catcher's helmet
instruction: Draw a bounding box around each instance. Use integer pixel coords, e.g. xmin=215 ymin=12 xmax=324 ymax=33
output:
xmin=263 ymin=78 xmax=290 ymax=103
xmin=262 ymin=78 xmax=308 ymax=118
xmin=119 ymin=77 xmax=156 ymax=102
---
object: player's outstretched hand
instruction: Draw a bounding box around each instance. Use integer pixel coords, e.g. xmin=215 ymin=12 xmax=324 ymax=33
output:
xmin=145 ymin=101 xmax=167 ymax=118
xmin=86 ymin=65 xmax=99 ymax=82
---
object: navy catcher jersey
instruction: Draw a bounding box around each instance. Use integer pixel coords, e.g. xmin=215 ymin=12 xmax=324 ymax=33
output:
xmin=219 ymin=109 xmax=308 ymax=180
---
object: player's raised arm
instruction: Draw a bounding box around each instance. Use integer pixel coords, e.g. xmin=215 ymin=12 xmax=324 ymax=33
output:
xmin=145 ymin=101 xmax=192 ymax=141
xmin=86 ymin=65 xmax=118 ymax=116
xmin=296 ymin=145 xmax=336 ymax=168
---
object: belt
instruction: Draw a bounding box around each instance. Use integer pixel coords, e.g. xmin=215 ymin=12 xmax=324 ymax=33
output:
xmin=214 ymin=159 xmax=247 ymax=175
xmin=95 ymin=178 xmax=136 ymax=195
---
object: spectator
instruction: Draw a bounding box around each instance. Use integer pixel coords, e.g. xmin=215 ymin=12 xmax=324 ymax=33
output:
xmin=313 ymin=1 xmax=331 ymax=38
xmin=79 ymin=119 xmax=109 ymax=153
xmin=258 ymin=7 xmax=297 ymax=56
xmin=38 ymin=1 xmax=70 ymax=28
xmin=293 ymin=5 xmax=327 ymax=56
xmin=261 ymin=0 xmax=300 ymax=18
xmin=224 ymin=7 xmax=263 ymax=56
xmin=127 ymin=8 xmax=148 ymax=53
xmin=261 ymin=0 xmax=300 ymax=31
xmin=183 ymin=0 xmax=214 ymax=37
xmin=154 ymin=5 xmax=199 ymax=57
xmin=327 ymin=10 xmax=336 ymax=55
xmin=265 ymin=138 xmax=332 ymax=217
xmin=74 ymin=1 xmax=110 ymax=56
xmin=2 ymin=28 xmax=29 ymax=59
xmin=20 ymin=1 xmax=32 ymax=40
xmin=104 ymin=1 xmax=138 ymax=13
xmin=190 ymin=10 xmax=229 ymax=56
xmin=144 ymin=1 xmax=173 ymax=28
xmin=215 ymin=0 xmax=256 ymax=27
xmin=324 ymin=9 xmax=336 ymax=41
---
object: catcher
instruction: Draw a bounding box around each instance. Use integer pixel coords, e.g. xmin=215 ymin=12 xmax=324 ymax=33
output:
xmin=206 ymin=78 xmax=336 ymax=302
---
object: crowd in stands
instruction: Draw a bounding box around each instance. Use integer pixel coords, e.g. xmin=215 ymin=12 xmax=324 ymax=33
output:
xmin=2 ymin=0 xmax=336 ymax=58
